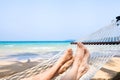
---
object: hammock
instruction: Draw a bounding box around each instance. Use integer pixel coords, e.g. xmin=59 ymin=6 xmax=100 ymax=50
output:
xmin=1 ymin=19 xmax=120 ymax=80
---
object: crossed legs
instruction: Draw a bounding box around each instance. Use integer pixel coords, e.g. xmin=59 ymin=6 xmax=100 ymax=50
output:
xmin=61 ymin=43 xmax=89 ymax=80
xmin=22 ymin=43 xmax=89 ymax=80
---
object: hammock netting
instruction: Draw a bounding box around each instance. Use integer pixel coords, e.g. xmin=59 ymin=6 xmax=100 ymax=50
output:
xmin=1 ymin=20 xmax=120 ymax=80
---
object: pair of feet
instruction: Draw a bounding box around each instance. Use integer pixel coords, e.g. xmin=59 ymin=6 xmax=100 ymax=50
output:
xmin=22 ymin=43 xmax=90 ymax=80
xmin=60 ymin=43 xmax=90 ymax=80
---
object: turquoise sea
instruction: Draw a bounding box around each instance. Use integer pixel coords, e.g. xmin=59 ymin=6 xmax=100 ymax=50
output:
xmin=0 ymin=41 xmax=72 ymax=61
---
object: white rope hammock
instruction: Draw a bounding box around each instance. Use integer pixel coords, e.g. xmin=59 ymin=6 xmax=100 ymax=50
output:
xmin=1 ymin=19 xmax=120 ymax=80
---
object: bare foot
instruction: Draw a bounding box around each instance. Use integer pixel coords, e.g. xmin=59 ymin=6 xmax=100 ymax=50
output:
xmin=56 ymin=49 xmax=73 ymax=67
xmin=73 ymin=43 xmax=85 ymax=66
xmin=30 ymin=49 xmax=73 ymax=80
xmin=61 ymin=43 xmax=86 ymax=80
xmin=57 ymin=58 xmax=73 ymax=74
xmin=76 ymin=47 xmax=90 ymax=80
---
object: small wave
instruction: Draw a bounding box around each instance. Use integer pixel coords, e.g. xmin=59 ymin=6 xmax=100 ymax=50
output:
xmin=27 ymin=47 xmax=56 ymax=50
xmin=3 ymin=45 xmax=14 ymax=47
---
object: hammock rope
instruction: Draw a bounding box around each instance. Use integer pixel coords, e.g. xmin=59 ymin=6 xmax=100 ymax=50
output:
xmin=1 ymin=19 xmax=120 ymax=80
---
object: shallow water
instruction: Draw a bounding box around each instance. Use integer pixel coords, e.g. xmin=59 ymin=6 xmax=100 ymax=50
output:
xmin=0 ymin=41 xmax=71 ymax=61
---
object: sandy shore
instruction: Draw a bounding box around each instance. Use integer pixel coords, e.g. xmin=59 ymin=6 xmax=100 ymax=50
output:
xmin=0 ymin=59 xmax=42 ymax=78
xmin=92 ymin=57 xmax=120 ymax=80
xmin=0 ymin=57 xmax=120 ymax=79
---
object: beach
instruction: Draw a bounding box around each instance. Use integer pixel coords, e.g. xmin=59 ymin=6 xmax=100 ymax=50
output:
xmin=0 ymin=59 xmax=43 ymax=78
xmin=0 ymin=57 xmax=120 ymax=79
xmin=0 ymin=41 xmax=70 ymax=79
xmin=0 ymin=41 xmax=120 ymax=79
xmin=92 ymin=57 xmax=120 ymax=80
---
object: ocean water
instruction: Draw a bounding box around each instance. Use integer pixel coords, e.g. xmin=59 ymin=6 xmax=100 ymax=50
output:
xmin=0 ymin=41 xmax=71 ymax=61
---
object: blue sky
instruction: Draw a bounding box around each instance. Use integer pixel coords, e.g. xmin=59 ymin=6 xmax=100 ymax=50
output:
xmin=0 ymin=0 xmax=120 ymax=41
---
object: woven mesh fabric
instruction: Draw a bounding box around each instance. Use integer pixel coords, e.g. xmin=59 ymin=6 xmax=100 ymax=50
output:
xmin=1 ymin=20 xmax=120 ymax=80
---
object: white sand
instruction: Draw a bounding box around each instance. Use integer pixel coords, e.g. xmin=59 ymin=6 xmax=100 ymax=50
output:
xmin=0 ymin=57 xmax=120 ymax=79
xmin=92 ymin=57 xmax=120 ymax=79
xmin=0 ymin=60 xmax=40 ymax=78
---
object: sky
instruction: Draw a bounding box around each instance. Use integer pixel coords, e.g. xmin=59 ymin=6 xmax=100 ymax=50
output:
xmin=0 ymin=0 xmax=120 ymax=41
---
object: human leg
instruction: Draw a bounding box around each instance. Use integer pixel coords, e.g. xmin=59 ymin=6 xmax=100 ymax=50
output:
xmin=61 ymin=43 xmax=86 ymax=80
xmin=76 ymin=47 xmax=90 ymax=80
xmin=31 ymin=49 xmax=73 ymax=80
